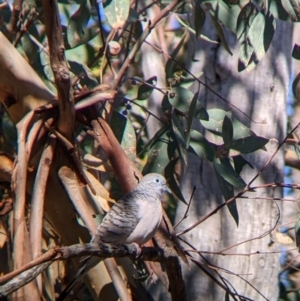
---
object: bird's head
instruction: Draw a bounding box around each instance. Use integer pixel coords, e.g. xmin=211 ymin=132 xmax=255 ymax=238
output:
xmin=139 ymin=173 xmax=171 ymax=195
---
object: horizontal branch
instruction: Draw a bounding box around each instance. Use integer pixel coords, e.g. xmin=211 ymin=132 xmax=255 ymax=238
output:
xmin=0 ymin=242 xmax=177 ymax=297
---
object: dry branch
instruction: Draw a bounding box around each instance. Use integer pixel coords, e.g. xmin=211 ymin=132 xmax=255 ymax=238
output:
xmin=0 ymin=242 xmax=179 ymax=297
xmin=42 ymin=0 xmax=74 ymax=141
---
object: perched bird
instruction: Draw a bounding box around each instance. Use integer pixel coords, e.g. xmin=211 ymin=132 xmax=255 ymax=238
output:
xmin=57 ymin=173 xmax=170 ymax=300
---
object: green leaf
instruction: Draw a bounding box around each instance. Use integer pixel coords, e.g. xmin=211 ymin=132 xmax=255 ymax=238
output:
xmin=233 ymin=155 xmax=253 ymax=175
xmin=133 ymin=20 xmax=143 ymax=40
xmin=66 ymin=1 xmax=100 ymax=49
xmin=268 ymin=0 xmax=289 ymax=21
xmin=138 ymin=125 xmax=170 ymax=156
xmin=194 ymin=1 xmax=206 ymax=38
xmin=210 ymin=13 xmax=232 ymax=55
xmin=189 ymin=130 xmax=215 ymax=162
xmin=214 ymin=162 xmax=239 ymax=226
xmin=237 ymin=3 xmax=257 ymax=70
xmin=230 ymin=136 xmax=269 ymax=154
xmin=197 ymin=106 xmax=209 ymax=120
xmin=167 ymin=138 xmax=178 ymax=159
xmin=68 ymin=60 xmax=98 ymax=89
xmin=292 ymin=73 xmax=300 ymax=100
xmin=110 ymin=111 xmax=136 ymax=161
xmin=292 ymin=44 xmax=300 ymax=60
xmin=168 ymin=87 xmax=194 ymax=113
xmin=2 ymin=111 xmax=17 ymax=148
xmin=165 ymin=31 xmax=187 ymax=81
xmin=186 ymin=92 xmax=199 ymax=148
xmin=238 ymin=12 xmax=275 ymax=71
xmin=142 ymin=127 xmax=170 ymax=174
xmin=165 ymin=158 xmax=187 ymax=204
xmin=104 ymin=0 xmax=130 ymax=28
xmin=231 ymin=117 xmax=252 ymax=139
xmin=222 ymin=112 xmax=233 ymax=145
xmin=209 ymin=1 xmax=241 ymax=33
xmin=200 ymin=109 xmax=255 ymax=141
xmin=200 ymin=108 xmax=227 ymax=136
xmin=161 ymin=93 xmax=172 ymax=112
xmin=171 ymin=113 xmax=187 ymax=169
xmin=223 ymin=0 xmax=239 ymax=4
xmin=295 ymin=213 xmax=300 ymax=250
xmin=280 ymin=0 xmax=300 ymax=22
xmin=213 ymin=157 xmax=246 ymax=189
xmin=174 ymin=71 xmax=203 ymax=89
xmin=236 ymin=2 xmax=258 ymax=40
xmin=137 ymin=76 xmax=157 ymax=100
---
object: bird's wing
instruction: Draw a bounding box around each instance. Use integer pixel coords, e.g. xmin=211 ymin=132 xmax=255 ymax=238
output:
xmin=95 ymin=197 xmax=140 ymax=244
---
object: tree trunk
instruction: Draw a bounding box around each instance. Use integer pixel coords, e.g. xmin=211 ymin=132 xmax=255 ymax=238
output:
xmin=174 ymin=19 xmax=292 ymax=300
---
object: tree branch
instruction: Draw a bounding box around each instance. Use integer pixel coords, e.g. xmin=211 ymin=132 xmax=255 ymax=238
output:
xmin=0 ymin=243 xmax=175 ymax=297
xmin=42 ymin=0 xmax=74 ymax=142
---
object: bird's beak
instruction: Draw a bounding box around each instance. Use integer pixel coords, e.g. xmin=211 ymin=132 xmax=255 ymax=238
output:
xmin=164 ymin=185 xmax=171 ymax=194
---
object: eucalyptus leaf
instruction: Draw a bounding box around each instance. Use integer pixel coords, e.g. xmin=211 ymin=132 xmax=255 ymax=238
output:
xmin=68 ymin=60 xmax=98 ymax=89
xmin=66 ymin=1 xmax=100 ymax=49
xmin=233 ymin=155 xmax=253 ymax=175
xmin=280 ymin=0 xmax=300 ymax=21
xmin=142 ymin=128 xmax=170 ymax=174
xmin=214 ymin=163 xmax=239 ymax=226
xmin=110 ymin=110 xmax=137 ymax=161
xmin=165 ymin=31 xmax=187 ymax=81
xmin=137 ymin=76 xmax=157 ymax=100
xmin=292 ymin=44 xmax=300 ymax=60
xmin=214 ymin=157 xmax=246 ymax=189
xmin=104 ymin=0 xmax=130 ymax=28
xmin=165 ymin=158 xmax=187 ymax=204
xmin=230 ymin=136 xmax=269 ymax=154
xmin=139 ymin=125 xmax=170 ymax=156
xmin=2 ymin=111 xmax=17 ymax=148
xmin=194 ymin=1 xmax=206 ymax=38
xmin=237 ymin=3 xmax=257 ymax=70
xmin=171 ymin=113 xmax=187 ymax=169
xmin=167 ymin=138 xmax=178 ymax=160
xmin=168 ymin=87 xmax=195 ymax=113
xmin=239 ymin=12 xmax=275 ymax=71
xmin=209 ymin=0 xmax=241 ymax=33
xmin=186 ymin=92 xmax=199 ymax=148
xmin=210 ymin=13 xmax=232 ymax=55
xmin=189 ymin=130 xmax=215 ymax=162
xmin=222 ymin=112 xmax=233 ymax=145
xmin=200 ymin=108 xmax=227 ymax=136
xmin=292 ymin=73 xmax=300 ymax=100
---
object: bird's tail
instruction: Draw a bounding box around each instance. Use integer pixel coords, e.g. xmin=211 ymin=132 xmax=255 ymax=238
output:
xmin=56 ymin=257 xmax=100 ymax=301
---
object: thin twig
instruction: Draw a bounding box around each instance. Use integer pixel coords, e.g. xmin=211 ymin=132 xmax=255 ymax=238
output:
xmin=113 ymin=0 xmax=181 ymax=88
xmin=7 ymin=0 xmax=23 ymax=37
xmin=174 ymin=185 xmax=196 ymax=229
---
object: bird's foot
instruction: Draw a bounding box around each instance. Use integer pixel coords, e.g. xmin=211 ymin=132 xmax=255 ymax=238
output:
xmin=132 ymin=242 xmax=142 ymax=258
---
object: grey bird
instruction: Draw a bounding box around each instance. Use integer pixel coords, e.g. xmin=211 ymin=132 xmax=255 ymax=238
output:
xmin=57 ymin=173 xmax=170 ymax=300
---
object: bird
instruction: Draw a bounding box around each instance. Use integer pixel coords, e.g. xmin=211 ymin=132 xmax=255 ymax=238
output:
xmin=57 ymin=173 xmax=170 ymax=300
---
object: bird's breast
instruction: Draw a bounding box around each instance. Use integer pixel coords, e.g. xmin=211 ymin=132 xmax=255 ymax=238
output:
xmin=124 ymin=199 xmax=162 ymax=245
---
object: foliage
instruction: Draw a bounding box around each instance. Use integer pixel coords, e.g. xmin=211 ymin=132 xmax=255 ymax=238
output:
xmin=0 ymin=0 xmax=298 ymax=300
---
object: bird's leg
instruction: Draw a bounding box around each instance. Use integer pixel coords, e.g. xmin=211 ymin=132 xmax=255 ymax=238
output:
xmin=132 ymin=242 xmax=142 ymax=258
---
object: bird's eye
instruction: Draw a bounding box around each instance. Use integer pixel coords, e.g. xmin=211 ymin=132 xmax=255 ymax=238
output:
xmin=154 ymin=178 xmax=160 ymax=183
